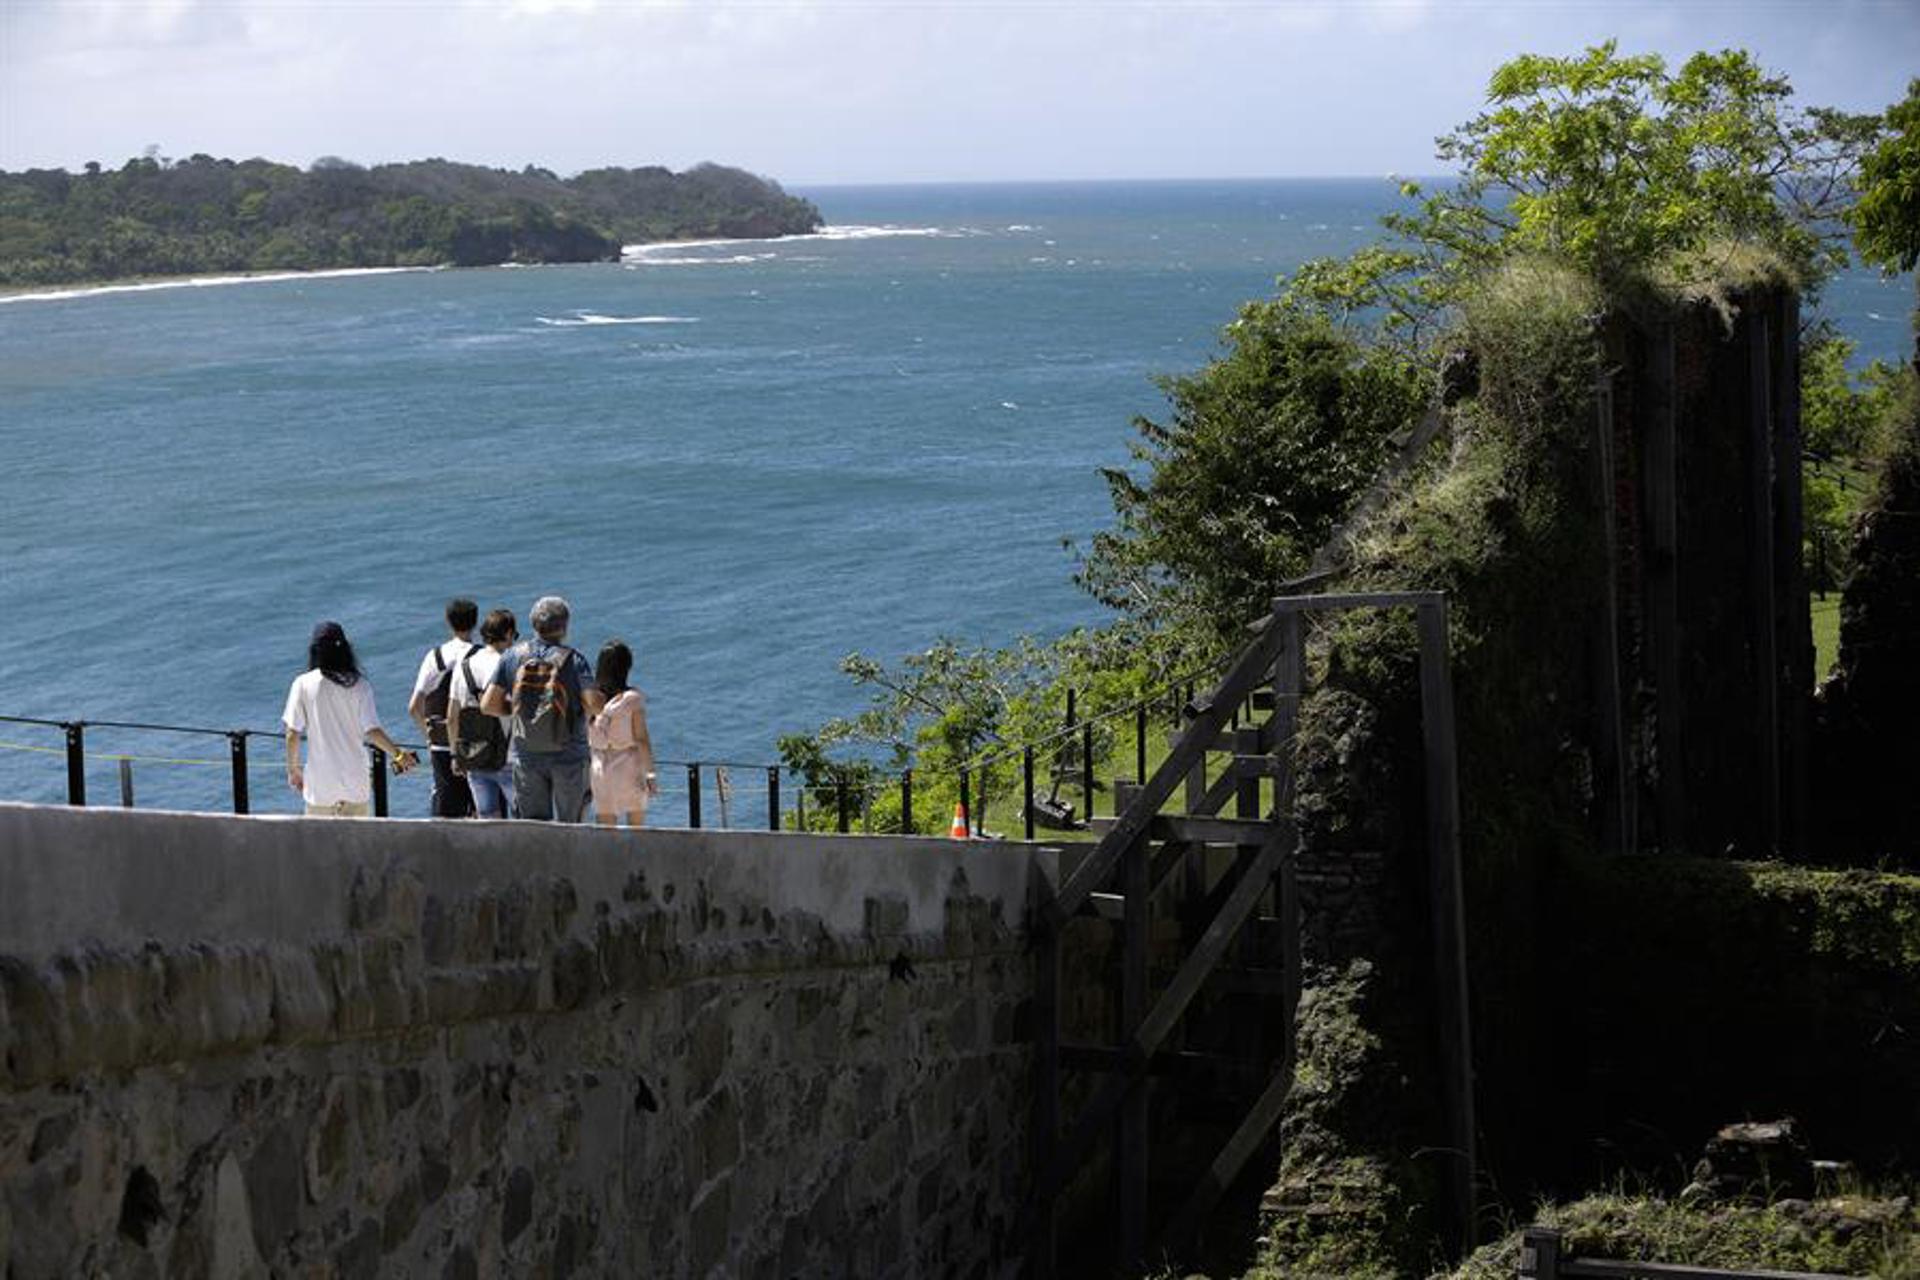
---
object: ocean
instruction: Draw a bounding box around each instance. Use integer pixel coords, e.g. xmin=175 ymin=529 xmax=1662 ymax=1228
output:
xmin=0 ymin=179 xmax=1908 ymax=823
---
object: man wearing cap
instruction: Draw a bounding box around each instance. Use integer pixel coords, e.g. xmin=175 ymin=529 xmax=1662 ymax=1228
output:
xmin=480 ymin=596 xmax=605 ymax=822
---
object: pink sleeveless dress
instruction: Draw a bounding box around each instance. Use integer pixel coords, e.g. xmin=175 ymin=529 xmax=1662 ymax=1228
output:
xmin=588 ymin=690 xmax=651 ymax=816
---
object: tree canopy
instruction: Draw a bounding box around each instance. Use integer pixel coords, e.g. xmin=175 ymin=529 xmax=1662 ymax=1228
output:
xmin=0 ymin=155 xmax=822 ymax=286
xmin=1393 ymin=43 xmax=1877 ymax=291
xmin=1848 ymin=78 xmax=1920 ymax=275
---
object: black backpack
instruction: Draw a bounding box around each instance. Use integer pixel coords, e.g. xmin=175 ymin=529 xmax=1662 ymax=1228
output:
xmin=453 ymin=654 xmax=509 ymax=772
xmin=421 ymin=643 xmax=479 ymax=747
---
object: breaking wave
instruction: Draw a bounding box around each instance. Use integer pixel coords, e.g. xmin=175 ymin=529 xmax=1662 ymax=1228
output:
xmin=535 ymin=312 xmax=700 ymax=327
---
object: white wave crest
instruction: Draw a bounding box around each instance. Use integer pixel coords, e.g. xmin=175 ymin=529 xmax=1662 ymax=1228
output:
xmin=536 ymin=312 xmax=699 ymax=327
xmin=0 ymin=265 xmax=435 ymax=305
xmin=620 ymin=224 xmax=964 ymax=262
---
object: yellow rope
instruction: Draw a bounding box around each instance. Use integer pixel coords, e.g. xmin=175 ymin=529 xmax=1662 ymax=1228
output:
xmin=0 ymin=739 xmax=225 ymax=767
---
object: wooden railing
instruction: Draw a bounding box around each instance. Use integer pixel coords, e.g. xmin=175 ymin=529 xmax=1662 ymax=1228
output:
xmin=1026 ymin=590 xmax=1473 ymax=1275
xmin=1519 ymin=1227 xmax=1861 ymax=1279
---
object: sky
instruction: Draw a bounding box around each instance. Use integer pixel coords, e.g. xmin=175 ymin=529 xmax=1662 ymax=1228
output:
xmin=2 ymin=0 xmax=1916 ymax=186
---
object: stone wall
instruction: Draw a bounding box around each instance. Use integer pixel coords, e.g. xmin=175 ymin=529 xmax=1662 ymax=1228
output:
xmin=0 ymin=803 xmax=1049 ymax=1279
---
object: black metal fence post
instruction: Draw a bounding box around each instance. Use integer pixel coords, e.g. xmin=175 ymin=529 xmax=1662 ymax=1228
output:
xmin=63 ymin=722 xmax=86 ymax=806
xmin=118 ymin=759 xmax=134 ymax=809
xmin=901 ymin=768 xmax=913 ymax=833
xmin=959 ymin=768 xmax=971 ymax=838
xmin=835 ymin=772 xmax=850 ymax=834
xmin=229 ymin=732 xmax=250 ymax=815
xmin=688 ymin=763 xmax=703 ymax=828
xmin=369 ymin=747 xmax=389 ymax=817
xmin=1024 ymin=746 xmax=1036 ymax=841
xmin=767 ymin=766 xmax=781 ymax=831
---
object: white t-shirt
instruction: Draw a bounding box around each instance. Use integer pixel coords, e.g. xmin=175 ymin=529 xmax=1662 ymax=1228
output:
xmin=282 ymin=669 xmax=381 ymax=806
xmin=412 ymin=638 xmax=482 ymax=737
xmin=446 ymin=646 xmax=511 ymax=741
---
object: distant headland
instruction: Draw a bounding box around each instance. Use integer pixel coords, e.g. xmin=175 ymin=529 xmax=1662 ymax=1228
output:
xmin=0 ymin=155 xmax=824 ymax=288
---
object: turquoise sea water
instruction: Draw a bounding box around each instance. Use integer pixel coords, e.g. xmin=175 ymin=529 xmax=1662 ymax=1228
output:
xmin=0 ymin=180 xmax=1908 ymax=822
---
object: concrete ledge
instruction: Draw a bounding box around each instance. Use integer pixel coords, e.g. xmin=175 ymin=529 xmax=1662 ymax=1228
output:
xmin=0 ymin=802 xmax=1053 ymax=965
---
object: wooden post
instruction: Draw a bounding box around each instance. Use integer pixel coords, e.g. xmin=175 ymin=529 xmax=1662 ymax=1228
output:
xmin=1417 ymin=598 xmax=1476 ymax=1256
xmin=1642 ymin=322 xmax=1686 ymax=853
xmin=1590 ymin=373 xmax=1634 ymax=854
xmin=1518 ymin=1227 xmax=1560 ymax=1280
xmin=1183 ymin=698 xmax=1208 ymax=912
xmin=1771 ymin=290 xmax=1811 ymax=857
xmin=1118 ymin=779 xmax=1151 ymax=1270
xmin=1136 ymin=704 xmax=1149 ymax=790
xmin=1747 ymin=308 xmax=1782 ymax=854
xmin=1031 ymin=874 xmax=1062 ymax=1278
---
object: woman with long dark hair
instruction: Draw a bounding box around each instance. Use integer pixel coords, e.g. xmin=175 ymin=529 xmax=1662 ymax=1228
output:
xmin=587 ymin=639 xmax=657 ymax=827
xmin=282 ymin=621 xmax=416 ymax=815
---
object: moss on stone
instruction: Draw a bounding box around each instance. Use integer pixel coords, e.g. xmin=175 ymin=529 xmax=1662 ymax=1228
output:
xmin=1448 ymin=1190 xmax=1920 ymax=1280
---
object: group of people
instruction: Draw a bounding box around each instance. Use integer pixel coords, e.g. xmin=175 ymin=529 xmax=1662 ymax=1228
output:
xmin=281 ymin=595 xmax=658 ymax=825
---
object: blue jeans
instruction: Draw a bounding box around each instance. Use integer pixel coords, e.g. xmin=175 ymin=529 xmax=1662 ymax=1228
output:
xmin=513 ymin=754 xmax=588 ymax=823
xmin=466 ymin=766 xmax=514 ymax=818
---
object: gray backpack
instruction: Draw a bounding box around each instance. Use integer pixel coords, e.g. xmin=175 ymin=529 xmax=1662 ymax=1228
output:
xmin=510 ymin=645 xmax=576 ymax=753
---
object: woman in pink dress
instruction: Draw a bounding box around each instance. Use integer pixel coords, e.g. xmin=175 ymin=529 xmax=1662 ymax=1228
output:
xmin=588 ymin=640 xmax=658 ymax=827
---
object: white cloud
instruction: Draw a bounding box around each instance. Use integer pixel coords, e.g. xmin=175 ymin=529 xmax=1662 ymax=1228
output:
xmin=3 ymin=0 xmax=1916 ymax=180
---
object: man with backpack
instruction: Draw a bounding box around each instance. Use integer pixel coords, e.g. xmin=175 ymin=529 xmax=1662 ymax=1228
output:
xmin=445 ymin=608 xmax=519 ymax=818
xmin=409 ymin=597 xmax=484 ymax=818
xmin=480 ymin=595 xmax=605 ymax=822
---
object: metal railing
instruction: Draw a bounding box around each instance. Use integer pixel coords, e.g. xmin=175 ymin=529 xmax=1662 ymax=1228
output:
xmin=0 ymin=657 xmax=1241 ymax=835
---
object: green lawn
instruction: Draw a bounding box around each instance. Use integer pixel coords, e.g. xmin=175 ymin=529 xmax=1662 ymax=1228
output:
xmin=1811 ymin=593 xmax=1842 ymax=681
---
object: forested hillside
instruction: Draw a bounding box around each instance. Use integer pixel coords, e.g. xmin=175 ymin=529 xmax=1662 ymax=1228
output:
xmin=0 ymin=155 xmax=823 ymax=286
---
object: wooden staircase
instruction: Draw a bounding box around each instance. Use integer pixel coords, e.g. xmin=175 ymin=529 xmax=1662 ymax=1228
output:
xmin=1026 ymin=592 xmax=1474 ymax=1276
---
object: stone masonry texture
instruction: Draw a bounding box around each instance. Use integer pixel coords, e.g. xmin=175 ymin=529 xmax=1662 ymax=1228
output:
xmin=0 ymin=804 xmax=1051 ymax=1279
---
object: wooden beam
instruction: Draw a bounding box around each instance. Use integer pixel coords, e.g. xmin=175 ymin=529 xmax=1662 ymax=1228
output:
xmin=1047 ymin=615 xmax=1287 ymax=925
xmin=1747 ymin=307 xmax=1782 ymax=854
xmin=1250 ymin=589 xmax=1446 ymax=629
xmin=1031 ymin=907 xmax=1061 ymax=1278
xmin=1590 ymin=372 xmax=1634 ymax=854
xmin=1118 ymin=788 xmax=1150 ymax=1269
xmin=1559 ymin=1259 xmax=1857 ymax=1280
xmin=1058 ymin=1044 xmax=1266 ymax=1079
xmin=1771 ymin=290 xmax=1811 ymax=857
xmin=1159 ymin=1037 xmax=1297 ymax=1249
xmin=1087 ymin=814 xmax=1277 ymax=845
xmin=1135 ymin=821 xmax=1293 ymax=1058
xmin=1418 ymin=598 xmax=1477 ymax=1257
xmin=1036 ymin=822 xmax=1295 ymax=1203
xmin=1641 ymin=321 xmax=1686 ymax=853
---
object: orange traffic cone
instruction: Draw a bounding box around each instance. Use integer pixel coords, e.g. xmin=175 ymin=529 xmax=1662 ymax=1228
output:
xmin=949 ymin=802 xmax=969 ymax=840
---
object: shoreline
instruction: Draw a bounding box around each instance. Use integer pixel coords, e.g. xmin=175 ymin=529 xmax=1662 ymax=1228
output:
xmin=0 ymin=264 xmax=440 ymax=304
xmin=0 ymin=226 xmax=961 ymax=302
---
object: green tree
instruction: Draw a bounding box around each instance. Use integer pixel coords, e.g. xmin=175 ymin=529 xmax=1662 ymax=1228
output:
xmin=1396 ymin=43 xmax=1877 ymax=290
xmin=1848 ymin=78 xmax=1920 ymax=275
xmin=1801 ymin=332 xmax=1906 ymax=590
xmin=1074 ymin=295 xmax=1427 ymax=642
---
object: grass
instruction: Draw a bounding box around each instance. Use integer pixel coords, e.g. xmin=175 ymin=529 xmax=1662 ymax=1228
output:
xmin=1445 ymin=1188 xmax=1920 ymax=1280
xmin=1812 ymin=592 xmax=1842 ymax=681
